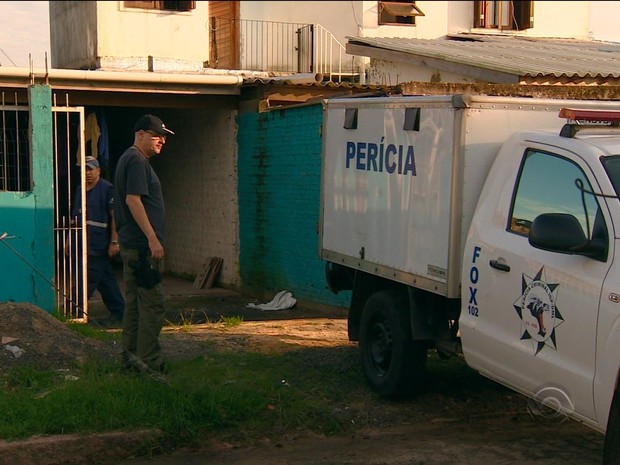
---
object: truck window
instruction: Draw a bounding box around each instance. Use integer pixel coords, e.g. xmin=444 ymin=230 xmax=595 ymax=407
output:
xmin=509 ymin=149 xmax=601 ymax=239
xmin=600 ymin=155 xmax=620 ymax=197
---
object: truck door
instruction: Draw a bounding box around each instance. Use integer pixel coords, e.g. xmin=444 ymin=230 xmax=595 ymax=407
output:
xmin=462 ymin=145 xmax=611 ymax=423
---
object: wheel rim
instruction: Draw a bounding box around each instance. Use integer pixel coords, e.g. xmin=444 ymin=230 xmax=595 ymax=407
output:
xmin=368 ymin=317 xmax=393 ymax=377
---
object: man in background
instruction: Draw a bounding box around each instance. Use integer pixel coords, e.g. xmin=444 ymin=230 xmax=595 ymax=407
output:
xmin=67 ymin=155 xmax=125 ymax=324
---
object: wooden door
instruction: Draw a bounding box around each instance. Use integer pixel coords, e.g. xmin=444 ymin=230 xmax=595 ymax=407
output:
xmin=208 ymin=1 xmax=239 ymax=70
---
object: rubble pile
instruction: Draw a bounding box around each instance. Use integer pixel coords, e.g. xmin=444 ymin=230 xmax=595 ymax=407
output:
xmin=0 ymin=302 xmax=116 ymax=371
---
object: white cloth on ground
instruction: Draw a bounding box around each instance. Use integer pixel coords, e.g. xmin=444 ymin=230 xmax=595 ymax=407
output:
xmin=246 ymin=290 xmax=297 ymax=311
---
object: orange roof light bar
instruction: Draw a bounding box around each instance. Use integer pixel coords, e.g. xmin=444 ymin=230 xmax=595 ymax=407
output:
xmin=559 ymin=108 xmax=620 ymax=123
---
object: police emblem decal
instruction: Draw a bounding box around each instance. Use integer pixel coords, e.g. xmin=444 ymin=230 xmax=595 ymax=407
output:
xmin=513 ymin=267 xmax=564 ymax=355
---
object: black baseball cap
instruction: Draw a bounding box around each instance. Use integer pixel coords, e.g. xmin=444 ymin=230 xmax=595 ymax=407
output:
xmin=134 ymin=114 xmax=175 ymax=136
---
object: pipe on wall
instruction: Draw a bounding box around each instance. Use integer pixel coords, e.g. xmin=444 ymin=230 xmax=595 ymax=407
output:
xmin=0 ymin=67 xmax=245 ymax=94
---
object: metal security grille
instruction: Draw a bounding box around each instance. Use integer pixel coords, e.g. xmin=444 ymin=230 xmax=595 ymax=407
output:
xmin=0 ymin=93 xmax=30 ymax=192
xmin=52 ymin=97 xmax=87 ymax=321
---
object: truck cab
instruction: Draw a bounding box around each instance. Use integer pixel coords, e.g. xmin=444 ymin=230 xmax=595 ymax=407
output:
xmin=461 ymin=110 xmax=620 ymax=442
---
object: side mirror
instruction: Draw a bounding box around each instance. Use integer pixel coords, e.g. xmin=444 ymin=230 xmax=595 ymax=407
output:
xmin=529 ymin=213 xmax=606 ymax=260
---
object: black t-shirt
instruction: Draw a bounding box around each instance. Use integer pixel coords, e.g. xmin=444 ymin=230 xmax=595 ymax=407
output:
xmin=114 ymin=146 xmax=165 ymax=249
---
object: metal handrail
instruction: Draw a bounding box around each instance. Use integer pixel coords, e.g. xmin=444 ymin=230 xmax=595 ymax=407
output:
xmin=207 ymin=18 xmax=358 ymax=83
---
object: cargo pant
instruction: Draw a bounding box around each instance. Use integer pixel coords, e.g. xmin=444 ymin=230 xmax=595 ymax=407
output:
xmin=119 ymin=246 xmax=166 ymax=372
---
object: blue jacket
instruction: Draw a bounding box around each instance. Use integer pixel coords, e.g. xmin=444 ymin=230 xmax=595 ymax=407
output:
xmin=72 ymin=178 xmax=115 ymax=256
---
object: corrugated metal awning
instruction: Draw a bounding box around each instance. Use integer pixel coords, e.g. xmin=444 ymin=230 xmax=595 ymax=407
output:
xmin=346 ymin=34 xmax=620 ymax=85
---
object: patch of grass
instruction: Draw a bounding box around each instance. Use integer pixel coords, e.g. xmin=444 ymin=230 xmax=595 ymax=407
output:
xmin=218 ymin=315 xmax=244 ymax=327
xmin=67 ymin=321 xmax=121 ymax=341
xmin=1 ymin=316 xmax=514 ymax=456
xmin=53 ymin=310 xmax=120 ymax=342
xmin=0 ymin=345 xmax=365 ymax=449
xmin=166 ymin=308 xmax=211 ymax=332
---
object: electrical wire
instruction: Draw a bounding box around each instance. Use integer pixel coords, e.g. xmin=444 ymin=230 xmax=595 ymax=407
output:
xmin=0 ymin=231 xmax=70 ymax=300
xmin=0 ymin=47 xmax=17 ymax=66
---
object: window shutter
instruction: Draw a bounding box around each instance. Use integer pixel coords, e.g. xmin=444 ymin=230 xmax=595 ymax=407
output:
xmin=125 ymin=1 xmax=157 ymax=8
xmin=381 ymin=2 xmax=424 ymax=17
xmin=378 ymin=1 xmax=425 ymax=25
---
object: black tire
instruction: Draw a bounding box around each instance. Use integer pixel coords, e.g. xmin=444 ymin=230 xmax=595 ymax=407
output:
xmin=359 ymin=290 xmax=427 ymax=398
xmin=604 ymin=389 xmax=620 ymax=465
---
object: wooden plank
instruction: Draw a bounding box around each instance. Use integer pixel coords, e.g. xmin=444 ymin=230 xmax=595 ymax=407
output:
xmin=204 ymin=257 xmax=223 ymax=289
xmin=193 ymin=257 xmax=223 ymax=289
xmin=193 ymin=258 xmax=211 ymax=289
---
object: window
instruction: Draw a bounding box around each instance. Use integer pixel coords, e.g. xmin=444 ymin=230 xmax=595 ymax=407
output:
xmin=344 ymin=108 xmax=358 ymax=129
xmin=0 ymin=109 xmax=30 ymax=192
xmin=509 ymin=149 xmax=601 ymax=239
xmin=474 ymin=1 xmax=533 ymax=31
xmin=600 ymin=155 xmax=620 ymax=197
xmin=378 ymin=1 xmax=425 ymax=26
xmin=124 ymin=1 xmax=196 ymax=12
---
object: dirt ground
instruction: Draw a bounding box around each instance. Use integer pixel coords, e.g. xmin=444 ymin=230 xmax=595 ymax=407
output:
xmin=0 ymin=298 xmax=607 ymax=465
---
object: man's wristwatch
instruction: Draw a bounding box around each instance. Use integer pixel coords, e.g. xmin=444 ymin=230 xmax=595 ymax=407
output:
xmin=111 ymin=240 xmax=119 ymax=245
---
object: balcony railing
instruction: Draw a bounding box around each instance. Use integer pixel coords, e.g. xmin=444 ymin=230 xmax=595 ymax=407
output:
xmin=207 ymin=18 xmax=359 ymax=83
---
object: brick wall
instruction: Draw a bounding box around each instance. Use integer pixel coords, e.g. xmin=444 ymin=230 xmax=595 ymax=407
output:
xmin=237 ymin=104 xmax=350 ymax=308
xmin=158 ymin=106 xmax=240 ymax=286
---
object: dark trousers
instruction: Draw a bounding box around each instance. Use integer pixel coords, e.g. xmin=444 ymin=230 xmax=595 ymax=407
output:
xmin=119 ymin=247 xmax=166 ymax=371
xmin=69 ymin=254 xmax=125 ymax=319
xmin=87 ymin=255 xmax=125 ymax=318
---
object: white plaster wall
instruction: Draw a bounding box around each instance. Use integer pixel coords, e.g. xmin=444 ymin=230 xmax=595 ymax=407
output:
xmin=360 ymin=1 xmax=620 ymax=87
xmin=459 ymin=1 xmax=620 ymax=42
xmin=51 ymin=1 xmax=210 ymax=70
xmin=50 ymin=1 xmax=620 ymax=72
xmin=239 ymin=1 xmax=364 ymax=46
xmin=155 ymin=104 xmax=240 ymax=286
xmin=359 ymin=1 xmax=620 ymax=42
xmin=361 ymin=1 xmax=451 ymax=39
xmin=589 ymin=1 xmax=620 ymax=42
xmin=513 ymin=1 xmax=591 ymax=39
xmin=238 ymin=1 xmax=453 ymax=43
xmin=446 ymin=1 xmax=473 ymax=35
xmin=96 ymin=2 xmax=210 ymax=70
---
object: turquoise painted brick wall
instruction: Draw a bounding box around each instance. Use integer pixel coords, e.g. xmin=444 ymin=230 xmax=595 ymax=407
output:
xmin=0 ymin=85 xmax=55 ymax=311
xmin=238 ymin=104 xmax=350 ymax=308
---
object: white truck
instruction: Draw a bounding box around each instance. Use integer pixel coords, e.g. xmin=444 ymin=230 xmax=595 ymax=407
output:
xmin=319 ymin=94 xmax=620 ymax=463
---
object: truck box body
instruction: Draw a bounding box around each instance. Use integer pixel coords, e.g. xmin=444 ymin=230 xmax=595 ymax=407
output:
xmin=319 ymin=94 xmax=618 ymax=298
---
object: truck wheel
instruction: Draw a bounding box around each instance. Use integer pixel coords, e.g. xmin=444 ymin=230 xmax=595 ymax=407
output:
xmin=604 ymin=389 xmax=620 ymax=465
xmin=359 ymin=290 xmax=426 ymax=398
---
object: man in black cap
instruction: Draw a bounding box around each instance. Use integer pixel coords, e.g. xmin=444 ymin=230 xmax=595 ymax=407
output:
xmin=114 ymin=114 xmax=174 ymax=374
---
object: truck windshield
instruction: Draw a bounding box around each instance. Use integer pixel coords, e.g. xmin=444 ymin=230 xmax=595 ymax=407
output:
xmin=600 ymin=155 xmax=620 ymax=198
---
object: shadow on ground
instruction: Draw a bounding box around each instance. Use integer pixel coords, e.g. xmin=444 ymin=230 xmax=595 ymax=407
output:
xmin=88 ymin=272 xmax=348 ymax=325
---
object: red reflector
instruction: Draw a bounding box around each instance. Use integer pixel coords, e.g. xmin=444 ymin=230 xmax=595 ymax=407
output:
xmin=559 ymin=108 xmax=620 ymax=122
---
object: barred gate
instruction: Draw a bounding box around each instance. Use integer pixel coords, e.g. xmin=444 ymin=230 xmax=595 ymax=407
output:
xmin=52 ymin=97 xmax=87 ymax=320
